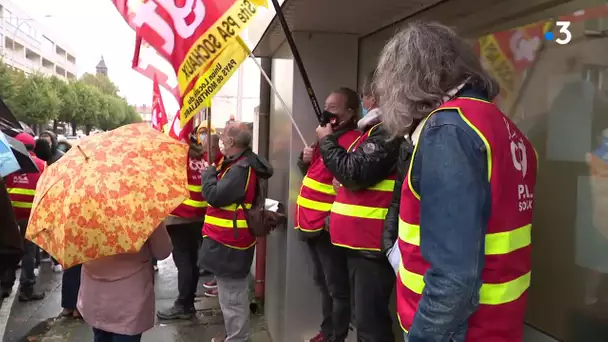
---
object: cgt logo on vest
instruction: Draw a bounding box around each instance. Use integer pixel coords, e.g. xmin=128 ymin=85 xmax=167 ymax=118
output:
xmin=505 ymin=118 xmax=534 ymax=212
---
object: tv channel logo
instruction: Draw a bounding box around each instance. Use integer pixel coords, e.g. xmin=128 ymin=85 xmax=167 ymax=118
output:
xmin=544 ymin=21 xmax=572 ymax=45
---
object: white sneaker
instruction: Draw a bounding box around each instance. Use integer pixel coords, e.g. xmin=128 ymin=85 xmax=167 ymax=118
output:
xmin=52 ymin=264 xmax=63 ymax=273
xmin=33 ymin=267 xmax=40 ymax=277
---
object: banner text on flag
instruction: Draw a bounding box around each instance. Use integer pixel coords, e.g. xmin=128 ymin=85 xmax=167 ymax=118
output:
xmin=180 ymin=38 xmax=249 ymax=127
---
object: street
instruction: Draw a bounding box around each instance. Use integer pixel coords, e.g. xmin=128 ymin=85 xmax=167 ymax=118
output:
xmin=0 ymin=257 xmax=271 ymax=342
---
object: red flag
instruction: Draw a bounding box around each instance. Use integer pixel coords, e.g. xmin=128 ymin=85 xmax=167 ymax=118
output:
xmin=168 ymin=110 xmax=192 ymax=142
xmin=113 ymin=0 xmax=266 ymax=96
xmin=151 ymin=76 xmax=169 ymax=132
xmin=133 ymin=35 xmax=181 ymax=103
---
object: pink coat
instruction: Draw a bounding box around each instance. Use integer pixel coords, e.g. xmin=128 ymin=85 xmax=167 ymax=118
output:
xmin=77 ymin=224 xmax=172 ymax=335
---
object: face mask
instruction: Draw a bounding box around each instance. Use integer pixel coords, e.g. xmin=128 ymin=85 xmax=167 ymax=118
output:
xmin=361 ymin=101 xmax=368 ymax=117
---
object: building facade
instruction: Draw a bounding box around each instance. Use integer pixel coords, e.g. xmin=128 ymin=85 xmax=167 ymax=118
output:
xmin=134 ymin=104 xmax=152 ymax=125
xmin=248 ymin=0 xmax=608 ymax=341
xmin=0 ymin=0 xmax=77 ymax=79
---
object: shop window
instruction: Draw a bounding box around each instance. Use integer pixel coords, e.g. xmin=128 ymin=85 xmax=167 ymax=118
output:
xmin=476 ymin=2 xmax=608 ymax=341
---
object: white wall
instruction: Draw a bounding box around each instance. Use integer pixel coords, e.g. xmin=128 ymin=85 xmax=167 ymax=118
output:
xmin=264 ymin=32 xmax=359 ymax=342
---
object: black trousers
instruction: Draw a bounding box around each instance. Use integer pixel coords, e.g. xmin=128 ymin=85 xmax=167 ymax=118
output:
xmin=61 ymin=264 xmax=82 ymax=309
xmin=1 ymin=220 xmax=36 ymax=293
xmin=347 ymin=252 xmax=396 ymax=342
xmin=307 ymin=232 xmax=351 ymax=342
xmin=168 ymin=222 xmax=203 ymax=309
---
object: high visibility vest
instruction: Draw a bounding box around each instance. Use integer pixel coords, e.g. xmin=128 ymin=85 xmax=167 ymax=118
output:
xmin=295 ymin=130 xmax=361 ymax=238
xmin=171 ymin=152 xmax=223 ymax=219
xmin=5 ymin=154 xmax=46 ymax=221
xmin=329 ymin=123 xmax=396 ymax=251
xmin=397 ymin=97 xmax=537 ymax=341
xmin=202 ymin=156 xmax=257 ymax=250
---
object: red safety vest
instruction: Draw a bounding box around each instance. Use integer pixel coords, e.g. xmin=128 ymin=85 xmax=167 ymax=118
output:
xmin=295 ymin=130 xmax=361 ymax=237
xmin=202 ymin=155 xmax=257 ymax=250
xmin=171 ymin=151 xmax=223 ymax=219
xmin=329 ymin=123 xmax=396 ymax=251
xmin=5 ymin=154 xmax=46 ymax=221
xmin=397 ymin=97 xmax=537 ymax=341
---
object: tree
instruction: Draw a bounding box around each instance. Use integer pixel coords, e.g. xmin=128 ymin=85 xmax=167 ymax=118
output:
xmin=71 ymin=81 xmax=100 ymax=136
xmin=0 ymin=61 xmax=17 ymax=109
xmin=12 ymin=73 xmax=61 ymax=126
xmin=80 ymin=72 xmax=119 ymax=96
xmin=121 ymin=102 xmax=143 ymax=125
xmin=98 ymin=95 xmax=126 ymax=131
xmin=49 ymin=76 xmax=78 ymax=131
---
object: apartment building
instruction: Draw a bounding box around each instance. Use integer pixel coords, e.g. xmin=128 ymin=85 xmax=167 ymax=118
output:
xmin=0 ymin=0 xmax=77 ymax=79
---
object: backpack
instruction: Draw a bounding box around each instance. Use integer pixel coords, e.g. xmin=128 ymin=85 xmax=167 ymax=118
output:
xmin=232 ymin=179 xmax=286 ymax=238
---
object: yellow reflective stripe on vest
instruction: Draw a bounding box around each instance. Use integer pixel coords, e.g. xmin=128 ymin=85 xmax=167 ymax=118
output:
xmin=331 ymin=202 xmax=388 ymax=220
xmin=367 ymin=179 xmax=395 ymax=192
xmin=219 ymin=203 xmax=253 ymax=211
xmin=205 ymin=215 xmax=248 ymax=228
xmin=398 ymin=219 xmax=531 ymax=255
xmin=398 ymin=263 xmax=530 ymax=305
xmin=302 ymin=176 xmax=336 ymax=195
xmin=7 ymin=188 xmax=35 ymax=196
xmin=183 ymin=199 xmax=208 ymax=208
xmin=187 ymin=184 xmax=202 ymax=192
xmin=297 ymin=195 xmax=333 ymax=212
xmin=11 ymin=201 xmax=32 ymax=208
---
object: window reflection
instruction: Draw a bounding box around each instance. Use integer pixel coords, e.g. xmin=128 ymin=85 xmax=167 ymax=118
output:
xmin=476 ymin=2 xmax=608 ymax=341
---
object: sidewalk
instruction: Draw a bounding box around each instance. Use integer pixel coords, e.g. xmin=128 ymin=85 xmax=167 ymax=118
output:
xmin=1 ymin=257 xmax=272 ymax=342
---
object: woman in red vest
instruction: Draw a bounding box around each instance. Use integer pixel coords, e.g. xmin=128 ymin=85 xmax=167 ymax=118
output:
xmin=376 ymin=22 xmax=537 ymax=342
xmin=296 ymin=88 xmax=361 ymax=342
xmin=316 ymin=81 xmax=403 ymax=341
xmin=157 ymin=129 xmax=222 ymax=320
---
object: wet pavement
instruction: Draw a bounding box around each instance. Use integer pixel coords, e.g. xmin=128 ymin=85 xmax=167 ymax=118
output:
xmin=1 ymin=257 xmax=272 ymax=342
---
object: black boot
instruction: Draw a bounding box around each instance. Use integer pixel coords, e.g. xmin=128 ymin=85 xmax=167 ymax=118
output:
xmin=18 ymin=288 xmax=45 ymax=302
xmin=156 ymin=304 xmax=195 ymax=320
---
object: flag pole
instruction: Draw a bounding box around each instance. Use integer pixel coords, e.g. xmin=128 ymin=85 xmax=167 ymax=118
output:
xmin=249 ymin=54 xmax=308 ymax=147
xmin=206 ymin=106 xmax=214 ymax=165
xmin=269 ymin=0 xmax=323 ymax=125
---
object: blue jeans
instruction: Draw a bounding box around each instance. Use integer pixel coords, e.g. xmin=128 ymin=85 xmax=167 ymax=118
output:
xmin=92 ymin=328 xmax=142 ymax=342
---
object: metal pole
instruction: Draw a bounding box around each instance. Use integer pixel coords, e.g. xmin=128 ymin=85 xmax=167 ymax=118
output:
xmin=249 ymin=54 xmax=308 ymax=147
xmin=206 ymin=106 xmax=214 ymax=165
xmin=269 ymin=0 xmax=323 ymax=123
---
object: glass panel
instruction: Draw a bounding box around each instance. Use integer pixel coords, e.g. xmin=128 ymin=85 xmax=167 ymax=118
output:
xmin=476 ymin=1 xmax=608 ymax=341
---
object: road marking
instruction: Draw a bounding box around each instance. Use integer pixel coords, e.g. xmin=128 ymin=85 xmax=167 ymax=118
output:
xmin=0 ymin=270 xmax=21 ymax=340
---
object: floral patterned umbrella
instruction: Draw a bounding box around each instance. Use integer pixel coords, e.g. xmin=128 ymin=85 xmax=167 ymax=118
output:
xmin=26 ymin=123 xmax=189 ymax=268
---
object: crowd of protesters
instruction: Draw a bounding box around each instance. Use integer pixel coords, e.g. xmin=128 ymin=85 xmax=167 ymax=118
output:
xmin=0 ymin=21 xmax=538 ymax=342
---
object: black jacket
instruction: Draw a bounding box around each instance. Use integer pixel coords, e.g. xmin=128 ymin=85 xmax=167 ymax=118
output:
xmin=39 ymin=131 xmax=64 ymax=165
xmin=382 ymin=139 xmax=413 ymax=253
xmin=319 ymin=117 xmax=403 ymax=258
xmin=198 ymin=149 xmax=273 ymax=279
xmin=0 ymin=178 xmax=23 ymax=276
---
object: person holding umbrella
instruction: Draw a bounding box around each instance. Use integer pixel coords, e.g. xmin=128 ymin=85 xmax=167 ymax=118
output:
xmin=1 ymin=132 xmax=46 ymax=301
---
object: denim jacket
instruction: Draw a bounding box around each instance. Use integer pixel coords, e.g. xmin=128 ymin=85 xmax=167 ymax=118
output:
xmin=391 ymin=88 xmax=492 ymax=342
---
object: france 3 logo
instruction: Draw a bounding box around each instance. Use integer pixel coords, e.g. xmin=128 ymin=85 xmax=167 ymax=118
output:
xmin=544 ymin=21 xmax=572 ymax=45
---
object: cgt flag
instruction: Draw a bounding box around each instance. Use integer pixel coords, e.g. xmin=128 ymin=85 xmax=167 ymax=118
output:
xmin=118 ymin=0 xmax=267 ymax=97
xmin=151 ymin=76 xmax=169 ymax=132
xmin=180 ymin=37 xmax=249 ymax=127
xmin=168 ymin=110 xmax=193 ymax=142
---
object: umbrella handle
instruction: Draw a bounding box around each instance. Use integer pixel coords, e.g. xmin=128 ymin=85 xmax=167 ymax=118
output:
xmin=77 ymin=145 xmax=89 ymax=161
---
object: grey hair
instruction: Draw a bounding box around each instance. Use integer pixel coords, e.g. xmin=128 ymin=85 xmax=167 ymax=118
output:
xmin=375 ymin=21 xmax=499 ymax=137
xmin=225 ymin=122 xmax=252 ymax=149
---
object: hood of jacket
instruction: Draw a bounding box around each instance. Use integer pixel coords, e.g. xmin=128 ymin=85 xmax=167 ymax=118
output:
xmin=357 ymin=108 xmax=382 ymax=131
xmin=188 ymin=142 xmax=204 ymax=159
xmin=242 ymin=149 xmax=273 ymax=180
xmin=39 ymin=131 xmax=58 ymax=152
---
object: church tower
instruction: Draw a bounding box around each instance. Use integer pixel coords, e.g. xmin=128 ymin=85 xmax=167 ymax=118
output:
xmin=96 ymin=55 xmax=108 ymax=76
